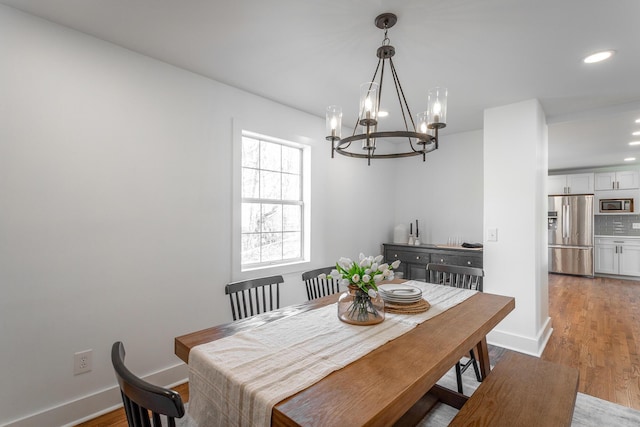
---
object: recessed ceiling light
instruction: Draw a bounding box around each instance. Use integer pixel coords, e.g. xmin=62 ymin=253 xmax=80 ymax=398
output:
xmin=583 ymin=50 xmax=615 ymax=64
xmin=636 ymin=118 xmax=640 ymax=124
xmin=624 ymin=157 xmax=636 ymax=162
xmin=633 ymin=131 xmax=640 ymax=136
xmin=377 ymin=111 xmax=389 ymax=118
xmin=630 ymin=141 xmax=640 ymax=146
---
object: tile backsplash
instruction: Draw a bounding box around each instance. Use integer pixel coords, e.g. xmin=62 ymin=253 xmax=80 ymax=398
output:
xmin=594 ymin=215 xmax=640 ymax=236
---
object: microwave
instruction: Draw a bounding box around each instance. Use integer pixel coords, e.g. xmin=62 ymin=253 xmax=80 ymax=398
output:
xmin=599 ymin=198 xmax=634 ymax=213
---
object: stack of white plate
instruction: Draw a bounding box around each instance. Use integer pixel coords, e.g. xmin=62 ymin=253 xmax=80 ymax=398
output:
xmin=378 ymin=283 xmax=423 ymax=304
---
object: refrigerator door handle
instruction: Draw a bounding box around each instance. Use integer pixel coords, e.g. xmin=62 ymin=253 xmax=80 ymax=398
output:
xmin=562 ymin=204 xmax=569 ymax=239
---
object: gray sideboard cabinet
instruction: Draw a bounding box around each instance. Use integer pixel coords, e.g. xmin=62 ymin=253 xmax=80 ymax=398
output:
xmin=382 ymin=243 xmax=483 ymax=281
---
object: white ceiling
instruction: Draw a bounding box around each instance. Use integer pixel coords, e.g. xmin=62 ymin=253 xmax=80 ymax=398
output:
xmin=3 ymin=0 xmax=640 ymax=170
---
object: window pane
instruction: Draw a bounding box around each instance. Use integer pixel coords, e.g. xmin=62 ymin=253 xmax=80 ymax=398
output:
xmin=261 ymin=233 xmax=282 ymax=262
xmin=282 ymin=146 xmax=300 ymax=174
xmin=283 ymin=205 xmax=301 ymax=231
xmin=242 ymin=168 xmax=259 ymax=198
xmin=242 ymin=137 xmax=260 ymax=168
xmin=283 ymin=232 xmax=301 ymax=259
xmin=241 ymin=233 xmax=261 ymax=264
xmin=260 ymin=170 xmax=281 ymax=200
xmin=241 ymin=203 xmax=261 ymax=233
xmin=241 ymin=132 xmax=304 ymax=269
xmin=282 ymin=173 xmax=300 ymax=201
xmin=261 ymin=204 xmax=282 ymax=232
xmin=260 ymin=141 xmax=281 ymax=172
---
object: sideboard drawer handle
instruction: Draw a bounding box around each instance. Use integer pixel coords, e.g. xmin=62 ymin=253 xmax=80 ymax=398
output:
xmin=416 ymin=256 xmax=420 ymax=260
xmin=440 ymin=258 xmax=444 ymax=262
xmin=467 ymin=261 xmax=471 ymax=265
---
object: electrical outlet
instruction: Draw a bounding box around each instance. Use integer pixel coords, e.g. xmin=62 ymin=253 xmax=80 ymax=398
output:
xmin=633 ymin=223 xmax=640 ymax=229
xmin=74 ymin=349 xmax=92 ymax=375
xmin=487 ymin=228 xmax=498 ymax=242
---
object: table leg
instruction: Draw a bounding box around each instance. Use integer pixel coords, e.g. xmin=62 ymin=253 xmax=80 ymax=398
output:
xmin=476 ymin=337 xmax=490 ymax=379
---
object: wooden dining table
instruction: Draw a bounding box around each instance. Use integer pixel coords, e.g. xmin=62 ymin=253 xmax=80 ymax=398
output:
xmin=175 ymin=281 xmax=515 ymax=426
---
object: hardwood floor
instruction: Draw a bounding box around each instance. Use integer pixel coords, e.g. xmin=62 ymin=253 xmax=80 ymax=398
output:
xmin=78 ymin=274 xmax=640 ymax=425
xmin=542 ymin=273 xmax=640 ymax=410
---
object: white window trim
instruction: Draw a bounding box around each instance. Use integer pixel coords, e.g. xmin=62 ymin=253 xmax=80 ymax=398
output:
xmin=231 ymin=120 xmax=311 ymax=280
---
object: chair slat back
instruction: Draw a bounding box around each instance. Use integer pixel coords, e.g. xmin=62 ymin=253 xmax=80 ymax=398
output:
xmin=111 ymin=342 xmax=185 ymax=427
xmin=225 ymin=275 xmax=283 ymax=320
xmin=426 ymin=263 xmax=484 ymax=292
xmin=301 ymin=266 xmax=340 ymax=301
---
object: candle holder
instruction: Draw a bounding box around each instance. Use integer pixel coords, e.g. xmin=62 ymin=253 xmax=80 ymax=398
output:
xmin=427 ymin=87 xmax=448 ymax=128
xmin=326 ymin=105 xmax=342 ymax=158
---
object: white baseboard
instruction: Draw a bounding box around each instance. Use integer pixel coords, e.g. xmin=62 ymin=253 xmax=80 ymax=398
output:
xmin=487 ymin=316 xmax=553 ymax=357
xmin=3 ymin=364 xmax=188 ymax=427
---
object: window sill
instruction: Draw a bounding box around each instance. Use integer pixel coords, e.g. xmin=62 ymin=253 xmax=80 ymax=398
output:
xmin=237 ymin=259 xmax=311 ymax=280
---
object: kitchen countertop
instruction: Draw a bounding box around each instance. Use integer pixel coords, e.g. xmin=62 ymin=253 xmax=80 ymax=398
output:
xmin=386 ymin=242 xmax=483 ymax=252
xmin=595 ymin=235 xmax=640 ymax=239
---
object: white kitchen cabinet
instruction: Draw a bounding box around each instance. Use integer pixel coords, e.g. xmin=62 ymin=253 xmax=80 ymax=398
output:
xmin=595 ymin=170 xmax=640 ymax=191
xmin=619 ymin=243 xmax=640 ymax=276
xmin=548 ymin=173 xmax=594 ymax=195
xmin=595 ymin=238 xmax=640 ymax=277
xmin=595 ymin=241 xmax=617 ymax=274
xmin=548 ymin=175 xmax=568 ymax=195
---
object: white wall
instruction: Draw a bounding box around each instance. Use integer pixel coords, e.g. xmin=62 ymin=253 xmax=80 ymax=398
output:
xmin=3 ymin=4 xmax=549 ymax=423
xmin=483 ymin=99 xmax=551 ymax=355
xmin=393 ymin=130 xmax=484 ymax=244
xmin=0 ymin=6 xmax=395 ymax=425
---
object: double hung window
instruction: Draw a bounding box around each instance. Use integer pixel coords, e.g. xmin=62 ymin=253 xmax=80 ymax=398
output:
xmin=241 ymin=133 xmax=304 ymax=269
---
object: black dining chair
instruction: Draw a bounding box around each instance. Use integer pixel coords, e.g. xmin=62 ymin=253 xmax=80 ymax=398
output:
xmin=225 ymin=275 xmax=284 ymax=321
xmin=301 ymin=266 xmax=341 ymax=301
xmin=111 ymin=341 xmax=186 ymax=427
xmin=426 ymin=263 xmax=485 ymax=394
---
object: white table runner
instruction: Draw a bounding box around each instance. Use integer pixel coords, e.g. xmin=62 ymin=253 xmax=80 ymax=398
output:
xmin=187 ymin=281 xmax=477 ymax=427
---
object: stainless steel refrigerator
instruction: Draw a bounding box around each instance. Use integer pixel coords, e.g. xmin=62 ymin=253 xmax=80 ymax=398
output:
xmin=548 ymin=194 xmax=594 ymax=276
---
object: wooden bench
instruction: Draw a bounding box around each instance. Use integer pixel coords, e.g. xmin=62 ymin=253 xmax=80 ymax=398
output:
xmin=449 ymin=351 xmax=579 ymax=427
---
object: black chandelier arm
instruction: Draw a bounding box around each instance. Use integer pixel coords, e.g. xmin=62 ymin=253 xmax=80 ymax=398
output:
xmin=335 ymin=140 xmax=438 ymax=159
xmin=378 ymin=58 xmax=385 ymax=118
xmin=336 ymin=150 xmax=427 ymax=159
xmin=407 ymin=134 xmax=427 ymax=153
xmin=389 ymin=58 xmax=416 ymax=132
xmin=336 ymin=131 xmax=437 ymax=160
xmin=338 ymin=130 xmax=435 ymax=144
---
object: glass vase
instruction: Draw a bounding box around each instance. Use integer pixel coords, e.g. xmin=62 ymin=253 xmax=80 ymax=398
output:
xmin=337 ymin=285 xmax=385 ymax=325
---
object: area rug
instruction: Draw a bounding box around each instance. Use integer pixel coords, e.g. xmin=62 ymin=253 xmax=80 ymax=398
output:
xmin=418 ymin=357 xmax=640 ymax=427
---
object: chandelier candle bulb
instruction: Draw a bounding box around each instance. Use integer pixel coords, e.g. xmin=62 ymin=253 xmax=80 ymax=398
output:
xmin=359 ymin=82 xmax=379 ymax=125
xmin=428 ymin=87 xmax=448 ymax=126
xmin=326 ymin=105 xmax=342 ymax=139
xmin=417 ymin=111 xmax=429 ymax=135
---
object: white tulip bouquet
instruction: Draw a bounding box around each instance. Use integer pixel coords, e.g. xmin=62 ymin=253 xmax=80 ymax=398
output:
xmin=321 ymin=253 xmax=401 ymax=295
xmin=320 ymin=253 xmax=401 ymax=323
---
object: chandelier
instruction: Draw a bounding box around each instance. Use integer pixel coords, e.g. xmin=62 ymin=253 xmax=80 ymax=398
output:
xmin=325 ymin=13 xmax=447 ymax=165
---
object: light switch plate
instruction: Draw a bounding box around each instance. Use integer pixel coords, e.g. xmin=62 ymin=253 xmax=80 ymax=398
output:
xmin=487 ymin=228 xmax=498 ymax=242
